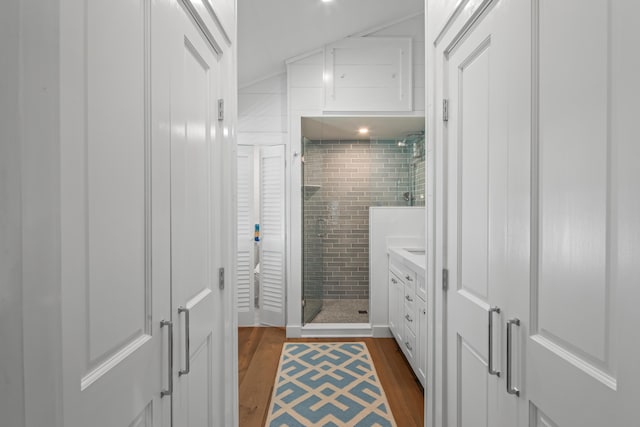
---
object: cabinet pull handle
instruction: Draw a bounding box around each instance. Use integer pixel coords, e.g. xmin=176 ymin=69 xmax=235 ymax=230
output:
xmin=178 ymin=306 xmax=190 ymax=376
xmin=405 ymin=314 xmax=413 ymax=322
xmin=405 ymin=275 xmax=413 ymax=282
xmin=506 ymin=318 xmax=520 ymax=396
xmin=391 ymin=278 xmax=398 ymax=284
xmin=405 ymin=295 xmax=413 ymax=302
xmin=160 ymin=320 xmax=173 ymax=397
xmin=405 ymin=341 xmax=413 ymax=351
xmin=488 ymin=307 xmax=501 ymax=377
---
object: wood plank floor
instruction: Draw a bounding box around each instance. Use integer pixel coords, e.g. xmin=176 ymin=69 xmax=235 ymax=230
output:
xmin=238 ymin=327 xmax=424 ymax=427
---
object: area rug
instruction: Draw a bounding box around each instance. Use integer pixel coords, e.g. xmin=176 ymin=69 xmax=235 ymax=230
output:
xmin=265 ymin=342 xmax=397 ymax=427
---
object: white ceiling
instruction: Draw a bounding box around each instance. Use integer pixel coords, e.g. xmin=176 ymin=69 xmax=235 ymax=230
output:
xmin=238 ymin=0 xmax=424 ymax=87
xmin=302 ymin=116 xmax=424 ymax=140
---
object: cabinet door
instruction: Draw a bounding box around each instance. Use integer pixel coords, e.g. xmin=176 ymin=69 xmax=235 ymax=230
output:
xmin=417 ymin=305 xmax=427 ymax=387
xmin=388 ymin=270 xmax=399 ymax=337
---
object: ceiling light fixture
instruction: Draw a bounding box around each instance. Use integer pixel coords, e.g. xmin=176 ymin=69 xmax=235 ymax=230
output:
xmin=358 ymin=127 xmax=369 ymax=135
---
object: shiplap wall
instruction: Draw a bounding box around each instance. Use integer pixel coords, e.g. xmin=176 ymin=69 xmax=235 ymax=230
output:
xmin=238 ymin=73 xmax=288 ymax=147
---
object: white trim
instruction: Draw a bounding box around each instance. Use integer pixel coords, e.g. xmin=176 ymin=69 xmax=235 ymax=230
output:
xmin=283 ymin=12 xmax=424 ymax=67
xmin=285 ymin=48 xmax=324 ymax=65
xmin=301 ymin=323 xmax=375 ymax=338
xmin=286 ymin=324 xmax=302 ymax=338
xmin=350 ymin=10 xmax=425 ymax=38
xmin=239 ymin=70 xmax=287 ymax=90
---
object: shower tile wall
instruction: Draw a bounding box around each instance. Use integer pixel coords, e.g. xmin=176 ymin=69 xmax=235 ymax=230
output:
xmin=304 ymin=139 xmax=412 ymax=300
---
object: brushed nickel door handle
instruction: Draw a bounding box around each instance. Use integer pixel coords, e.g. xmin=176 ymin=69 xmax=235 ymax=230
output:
xmin=160 ymin=320 xmax=173 ymax=397
xmin=488 ymin=307 xmax=501 ymax=377
xmin=506 ymin=318 xmax=520 ymax=396
xmin=178 ymin=306 xmax=190 ymax=376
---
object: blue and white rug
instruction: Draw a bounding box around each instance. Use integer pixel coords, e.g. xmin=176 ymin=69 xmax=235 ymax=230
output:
xmin=266 ymin=342 xmax=397 ymax=427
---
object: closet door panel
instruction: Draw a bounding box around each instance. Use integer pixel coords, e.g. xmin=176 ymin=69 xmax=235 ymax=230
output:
xmin=170 ymin=3 xmax=224 ymax=425
xmin=237 ymin=146 xmax=255 ymax=325
xmin=61 ymin=0 xmax=168 ymax=426
xmin=259 ymin=145 xmax=286 ymax=326
xmin=525 ymin=1 xmax=639 ymax=425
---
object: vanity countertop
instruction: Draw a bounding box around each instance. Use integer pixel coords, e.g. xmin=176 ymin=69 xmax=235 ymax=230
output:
xmin=388 ymin=247 xmax=426 ymax=273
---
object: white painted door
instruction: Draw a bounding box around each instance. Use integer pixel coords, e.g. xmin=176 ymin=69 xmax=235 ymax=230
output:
xmin=170 ymin=3 xmax=225 ymax=426
xmin=444 ymin=3 xmax=509 ymax=426
xmin=259 ymin=145 xmax=286 ymax=326
xmin=60 ymin=0 xmax=171 ymax=425
xmin=516 ymin=1 xmax=640 ymax=426
xmin=237 ymin=145 xmax=256 ymax=326
xmin=439 ymin=1 xmax=640 ymax=426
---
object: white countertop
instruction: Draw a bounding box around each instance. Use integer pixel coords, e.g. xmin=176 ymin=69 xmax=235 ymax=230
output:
xmin=388 ymin=246 xmax=426 ymax=273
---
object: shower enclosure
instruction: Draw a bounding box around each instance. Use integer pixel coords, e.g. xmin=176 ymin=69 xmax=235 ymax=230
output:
xmin=301 ymin=119 xmax=425 ymax=324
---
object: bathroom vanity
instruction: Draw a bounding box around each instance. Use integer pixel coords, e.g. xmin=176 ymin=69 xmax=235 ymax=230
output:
xmin=388 ymin=247 xmax=427 ymax=387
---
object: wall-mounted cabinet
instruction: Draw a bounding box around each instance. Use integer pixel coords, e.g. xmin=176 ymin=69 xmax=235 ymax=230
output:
xmin=323 ymin=37 xmax=412 ymax=112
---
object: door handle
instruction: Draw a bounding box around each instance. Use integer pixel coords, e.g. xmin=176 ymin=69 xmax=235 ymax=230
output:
xmin=178 ymin=306 xmax=190 ymax=376
xmin=160 ymin=320 xmax=173 ymax=397
xmin=506 ymin=318 xmax=520 ymax=396
xmin=488 ymin=307 xmax=501 ymax=377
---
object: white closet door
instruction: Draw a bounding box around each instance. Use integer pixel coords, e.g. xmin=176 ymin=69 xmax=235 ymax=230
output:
xmin=444 ymin=4 xmax=509 ymax=425
xmin=170 ymin=3 xmax=225 ymax=426
xmin=519 ymin=1 xmax=640 ymax=426
xmin=60 ymin=0 xmax=169 ymax=425
xmin=237 ymin=145 xmax=255 ymax=326
xmin=437 ymin=1 xmax=640 ymax=426
xmin=259 ymin=145 xmax=286 ymax=326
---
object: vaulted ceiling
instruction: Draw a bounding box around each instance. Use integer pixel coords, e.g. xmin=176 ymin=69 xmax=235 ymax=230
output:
xmin=238 ymin=0 xmax=424 ymax=87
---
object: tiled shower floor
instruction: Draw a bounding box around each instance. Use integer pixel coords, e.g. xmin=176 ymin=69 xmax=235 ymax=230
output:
xmin=310 ymin=299 xmax=369 ymax=323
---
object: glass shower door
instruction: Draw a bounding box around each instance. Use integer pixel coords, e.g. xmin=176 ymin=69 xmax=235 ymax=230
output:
xmin=302 ymin=137 xmax=324 ymax=324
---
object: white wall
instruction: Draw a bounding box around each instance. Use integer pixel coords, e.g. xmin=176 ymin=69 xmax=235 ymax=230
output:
xmin=0 ymin=1 xmax=25 ymax=425
xmin=238 ymin=73 xmax=288 ymax=147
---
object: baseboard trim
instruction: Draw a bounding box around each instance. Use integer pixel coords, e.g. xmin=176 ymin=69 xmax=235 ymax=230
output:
xmin=286 ymin=324 xmax=302 ymax=338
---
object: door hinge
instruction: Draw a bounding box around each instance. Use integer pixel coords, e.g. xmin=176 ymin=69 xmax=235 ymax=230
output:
xmin=219 ymin=267 xmax=225 ymax=289
xmin=442 ymin=268 xmax=449 ymax=291
xmin=443 ymin=99 xmax=449 ymax=122
xmin=217 ymin=98 xmax=224 ymax=121
xmin=302 ymin=299 xmax=306 ymax=308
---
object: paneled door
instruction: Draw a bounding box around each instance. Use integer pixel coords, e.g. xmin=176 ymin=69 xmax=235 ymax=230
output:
xmin=170 ymin=3 xmax=225 ymax=426
xmin=444 ymin=3 xmax=509 ymax=426
xmin=440 ymin=0 xmax=640 ymax=426
xmin=259 ymin=145 xmax=286 ymax=326
xmin=519 ymin=1 xmax=640 ymax=426
xmin=60 ymin=0 xmax=170 ymax=425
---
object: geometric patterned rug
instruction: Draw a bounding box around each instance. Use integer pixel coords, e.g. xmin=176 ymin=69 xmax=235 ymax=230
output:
xmin=265 ymin=342 xmax=397 ymax=427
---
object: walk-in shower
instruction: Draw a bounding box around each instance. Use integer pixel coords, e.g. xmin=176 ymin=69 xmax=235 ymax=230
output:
xmin=301 ymin=117 xmax=425 ymax=324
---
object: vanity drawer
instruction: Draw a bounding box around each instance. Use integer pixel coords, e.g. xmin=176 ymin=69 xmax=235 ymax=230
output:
xmin=403 ymin=286 xmax=416 ymax=313
xmin=403 ymin=326 xmax=416 ymax=360
xmin=404 ymin=303 xmax=416 ymax=334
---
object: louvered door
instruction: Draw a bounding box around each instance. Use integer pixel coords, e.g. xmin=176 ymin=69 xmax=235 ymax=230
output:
xmin=236 ymin=145 xmax=255 ymax=326
xmin=259 ymin=145 xmax=286 ymax=326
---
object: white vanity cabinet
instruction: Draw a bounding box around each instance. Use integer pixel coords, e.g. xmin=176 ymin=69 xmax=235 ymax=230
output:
xmin=388 ymin=248 xmax=426 ymax=387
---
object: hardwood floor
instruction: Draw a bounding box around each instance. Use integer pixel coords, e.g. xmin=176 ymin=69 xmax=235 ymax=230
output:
xmin=238 ymin=327 xmax=424 ymax=427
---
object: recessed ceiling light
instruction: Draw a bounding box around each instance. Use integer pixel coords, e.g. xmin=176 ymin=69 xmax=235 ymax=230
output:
xmin=358 ymin=127 xmax=369 ymax=135
xmin=322 ymin=0 xmax=333 ymax=3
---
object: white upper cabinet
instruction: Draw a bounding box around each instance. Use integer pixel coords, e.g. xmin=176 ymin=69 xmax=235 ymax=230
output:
xmin=323 ymin=37 xmax=412 ymax=112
